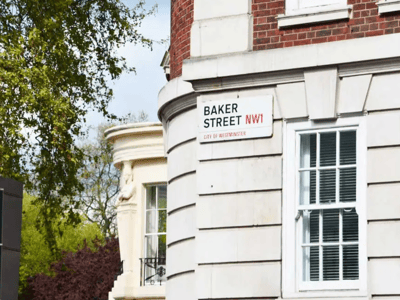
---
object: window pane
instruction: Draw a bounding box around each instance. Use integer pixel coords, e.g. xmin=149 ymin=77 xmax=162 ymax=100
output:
xmin=320 ymin=169 xmax=336 ymax=204
xmin=303 ymin=246 xmax=319 ymax=281
xmin=300 ymin=171 xmax=316 ymax=205
xmin=145 ymin=235 xmax=157 ymax=258
xmin=146 ymin=186 xmax=157 ymax=209
xmin=310 ymin=246 xmax=320 ymax=281
xmin=146 ymin=210 xmax=157 ymax=234
xmin=320 ymin=132 xmax=336 ymax=167
xmin=323 ymin=209 xmax=339 ymax=242
xmin=343 ymin=245 xmax=359 ymax=280
xmin=303 ymin=210 xmax=319 ymax=243
xmin=323 ymin=246 xmax=339 ymax=281
xmin=340 ymin=168 xmax=356 ymax=202
xmin=300 ymin=134 xmax=317 ymax=168
xmin=340 ymin=131 xmax=356 ymax=165
xmin=343 ymin=208 xmax=358 ymax=242
xmin=158 ymin=210 xmax=167 ymax=233
xmin=158 ymin=235 xmax=167 ymax=258
xmin=158 ymin=185 xmax=167 ymax=209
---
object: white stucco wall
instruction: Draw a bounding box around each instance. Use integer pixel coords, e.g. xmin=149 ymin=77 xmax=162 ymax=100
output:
xmin=159 ymin=32 xmax=400 ymax=300
xmin=159 ymin=0 xmax=400 ymax=295
xmin=105 ymin=123 xmax=167 ymax=300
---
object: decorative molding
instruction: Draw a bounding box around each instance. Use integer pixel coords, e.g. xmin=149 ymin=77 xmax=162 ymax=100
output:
xmin=105 ymin=123 xmax=165 ymax=166
xmin=183 ymin=33 xmax=400 ymax=82
xmin=337 ymin=74 xmax=371 ymax=114
xmin=105 ymin=122 xmax=162 ymax=141
xmin=113 ymin=143 xmax=165 ymax=153
xmin=191 ymin=69 xmax=304 ymax=92
xmin=277 ymin=5 xmax=352 ymax=28
xmin=377 ymin=0 xmax=400 ymax=14
xmin=339 ymin=57 xmax=400 ymax=77
xmin=304 ymin=67 xmax=338 ymax=120
xmin=159 ymin=93 xmax=198 ymax=122
xmin=113 ymin=147 xmax=165 ymax=167
xmin=185 ymin=57 xmax=400 ymax=94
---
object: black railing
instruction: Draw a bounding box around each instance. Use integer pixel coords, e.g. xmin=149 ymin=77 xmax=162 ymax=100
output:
xmin=139 ymin=257 xmax=166 ymax=286
xmin=114 ymin=260 xmax=123 ymax=281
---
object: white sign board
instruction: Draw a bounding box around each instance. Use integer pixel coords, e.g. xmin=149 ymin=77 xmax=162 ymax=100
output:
xmin=199 ymin=96 xmax=273 ymax=143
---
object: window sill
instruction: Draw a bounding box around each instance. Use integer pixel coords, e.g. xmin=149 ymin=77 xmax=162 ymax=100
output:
xmin=277 ymin=5 xmax=352 ymax=28
xmin=377 ymin=0 xmax=400 ymax=14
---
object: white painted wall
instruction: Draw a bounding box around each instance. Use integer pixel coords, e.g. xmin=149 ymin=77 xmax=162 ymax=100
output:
xmin=160 ymin=22 xmax=400 ymax=300
xmin=191 ymin=0 xmax=252 ymax=57
xmin=105 ymin=123 xmax=167 ymax=300
xmin=197 ymin=191 xmax=281 ymax=228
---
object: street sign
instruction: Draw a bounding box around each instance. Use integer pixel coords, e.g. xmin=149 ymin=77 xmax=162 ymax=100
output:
xmin=199 ymin=95 xmax=273 ymax=143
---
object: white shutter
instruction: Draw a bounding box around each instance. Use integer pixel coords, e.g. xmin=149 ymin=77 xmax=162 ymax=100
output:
xmin=300 ymin=129 xmax=359 ymax=283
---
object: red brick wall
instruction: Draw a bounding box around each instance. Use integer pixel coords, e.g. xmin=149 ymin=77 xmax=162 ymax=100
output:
xmin=253 ymin=0 xmax=400 ymax=50
xmin=170 ymin=0 xmax=194 ymax=80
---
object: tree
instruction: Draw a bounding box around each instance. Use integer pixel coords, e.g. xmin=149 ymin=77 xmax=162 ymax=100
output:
xmin=19 ymin=194 xmax=104 ymax=297
xmin=21 ymin=237 xmax=120 ymax=300
xmin=0 ymin=0 xmax=155 ymax=256
xmin=78 ymin=111 xmax=149 ymax=237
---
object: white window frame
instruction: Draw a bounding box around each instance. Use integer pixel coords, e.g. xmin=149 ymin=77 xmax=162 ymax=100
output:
xmin=144 ymin=184 xmax=167 ymax=258
xmin=143 ymin=184 xmax=167 ymax=286
xmin=282 ymin=117 xmax=367 ymax=299
xmin=377 ymin=0 xmax=400 ymax=14
xmin=277 ymin=0 xmax=352 ymax=29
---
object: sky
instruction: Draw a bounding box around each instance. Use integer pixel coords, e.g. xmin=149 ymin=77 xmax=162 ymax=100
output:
xmin=85 ymin=0 xmax=171 ymax=132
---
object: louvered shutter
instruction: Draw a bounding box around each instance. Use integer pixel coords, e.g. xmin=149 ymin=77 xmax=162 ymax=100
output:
xmin=299 ymin=130 xmax=359 ymax=283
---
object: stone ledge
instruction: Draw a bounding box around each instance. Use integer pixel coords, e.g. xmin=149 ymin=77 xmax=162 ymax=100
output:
xmin=277 ymin=5 xmax=352 ymax=28
xmin=182 ymin=33 xmax=400 ymax=82
xmin=377 ymin=0 xmax=400 ymax=14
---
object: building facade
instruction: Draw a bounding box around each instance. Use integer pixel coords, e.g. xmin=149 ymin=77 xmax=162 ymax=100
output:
xmin=158 ymin=0 xmax=400 ymax=299
xmin=106 ymin=123 xmax=167 ymax=300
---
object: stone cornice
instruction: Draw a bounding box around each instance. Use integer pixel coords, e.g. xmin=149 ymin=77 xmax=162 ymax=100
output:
xmin=339 ymin=57 xmax=400 ymax=77
xmin=191 ymin=69 xmax=304 ymax=92
xmin=158 ymin=76 xmax=197 ymax=122
xmin=105 ymin=122 xmax=162 ymax=141
xmin=158 ymin=34 xmax=400 ymax=119
xmin=159 ymin=92 xmax=198 ymax=122
xmin=105 ymin=123 xmax=165 ymax=167
xmin=182 ymin=33 xmax=400 ymax=83
xmin=187 ymin=56 xmax=400 ymax=93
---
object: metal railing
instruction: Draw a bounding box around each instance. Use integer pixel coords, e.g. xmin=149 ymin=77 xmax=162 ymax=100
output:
xmin=139 ymin=257 xmax=166 ymax=286
xmin=114 ymin=260 xmax=123 ymax=281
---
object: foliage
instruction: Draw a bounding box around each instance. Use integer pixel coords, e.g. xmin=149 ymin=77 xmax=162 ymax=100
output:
xmin=18 ymin=194 xmax=103 ymax=297
xmin=78 ymin=111 xmax=148 ymax=237
xmin=0 ymin=0 xmax=155 ymax=256
xmin=120 ymin=110 xmax=149 ymax=124
xmin=20 ymin=237 xmax=120 ymax=300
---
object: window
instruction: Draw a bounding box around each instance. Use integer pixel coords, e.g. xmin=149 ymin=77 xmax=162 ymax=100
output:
xmin=277 ymin=0 xmax=352 ymax=28
xmin=283 ymin=118 xmax=367 ymax=298
xmin=142 ymin=185 xmax=167 ymax=286
xmin=377 ymin=0 xmax=400 ymax=14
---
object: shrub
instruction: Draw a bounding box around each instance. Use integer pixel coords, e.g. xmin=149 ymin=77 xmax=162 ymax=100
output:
xmin=20 ymin=237 xmax=120 ymax=300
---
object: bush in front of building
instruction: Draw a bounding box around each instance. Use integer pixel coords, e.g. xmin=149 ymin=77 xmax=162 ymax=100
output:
xmin=18 ymin=194 xmax=104 ymax=297
xmin=20 ymin=237 xmax=120 ymax=300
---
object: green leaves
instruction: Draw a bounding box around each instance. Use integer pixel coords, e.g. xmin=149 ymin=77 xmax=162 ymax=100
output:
xmin=0 ymin=0 xmax=153 ymax=256
xmin=19 ymin=194 xmax=103 ymax=297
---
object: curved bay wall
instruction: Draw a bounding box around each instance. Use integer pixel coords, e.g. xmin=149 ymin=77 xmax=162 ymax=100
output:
xmin=159 ymin=78 xmax=198 ymax=300
xmin=160 ymin=69 xmax=400 ymax=300
xmin=194 ymin=88 xmax=283 ymax=300
xmin=159 ymin=77 xmax=285 ymax=299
